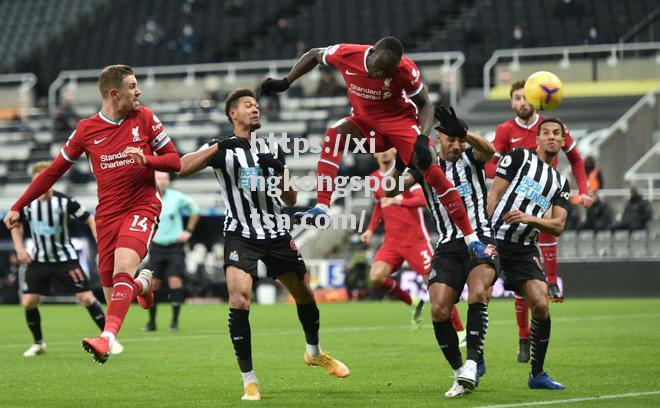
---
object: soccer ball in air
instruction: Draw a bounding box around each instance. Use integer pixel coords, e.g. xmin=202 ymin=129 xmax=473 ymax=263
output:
xmin=524 ymin=71 xmax=563 ymax=111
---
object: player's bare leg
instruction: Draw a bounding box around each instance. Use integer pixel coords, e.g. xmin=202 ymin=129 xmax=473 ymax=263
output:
xmin=429 ymin=283 xmax=469 ymax=397
xmin=295 ymin=119 xmax=364 ymax=224
xmin=521 ymin=279 xmax=565 ymax=390
xmin=22 ymin=293 xmax=46 ymax=357
xmin=82 ymin=248 xmax=152 ymax=364
xmin=168 ymin=275 xmax=184 ymax=331
xmin=225 ymin=266 xmax=261 ymax=400
xmin=144 ymin=277 xmax=162 ymax=331
xmin=279 ymin=272 xmax=349 ymax=378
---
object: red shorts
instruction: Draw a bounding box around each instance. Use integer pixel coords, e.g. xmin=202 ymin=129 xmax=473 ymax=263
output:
xmin=345 ymin=114 xmax=420 ymax=165
xmin=97 ymin=209 xmax=159 ymax=287
xmin=374 ymin=239 xmax=434 ymax=275
xmin=538 ymin=231 xmax=558 ymax=245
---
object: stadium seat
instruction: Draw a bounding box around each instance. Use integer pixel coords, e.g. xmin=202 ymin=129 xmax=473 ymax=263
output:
xmin=577 ymin=230 xmax=596 ymax=258
xmin=612 ymin=230 xmax=630 ymax=258
xmin=630 ymin=230 xmax=648 ymax=257
xmin=559 ymin=231 xmax=578 ymax=258
xmin=594 ymin=230 xmax=612 ymax=257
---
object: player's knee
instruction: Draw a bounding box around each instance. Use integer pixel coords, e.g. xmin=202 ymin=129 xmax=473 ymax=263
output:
xmin=75 ymin=292 xmax=96 ymax=306
xmin=168 ymin=277 xmax=182 ymax=289
xmin=413 ymin=134 xmax=434 ymax=170
xmin=431 ymin=302 xmax=451 ymax=322
xmin=530 ymin=298 xmax=549 ymax=320
xmin=151 ymin=278 xmax=162 ymax=292
xmin=229 ymin=292 xmax=251 ymax=309
xmin=467 ymin=286 xmax=489 ymax=304
xmin=22 ymin=296 xmax=38 ymax=309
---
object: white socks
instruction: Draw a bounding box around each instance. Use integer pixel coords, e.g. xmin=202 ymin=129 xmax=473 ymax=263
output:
xmin=463 ymin=232 xmax=479 ymax=246
xmin=306 ymin=343 xmax=322 ymax=358
xmin=100 ymin=331 xmax=116 ymax=347
xmin=242 ymin=370 xmax=258 ymax=386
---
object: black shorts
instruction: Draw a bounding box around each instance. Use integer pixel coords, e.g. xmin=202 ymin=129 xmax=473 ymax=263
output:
xmin=145 ymin=242 xmax=186 ymax=280
xmin=24 ymin=260 xmax=90 ymax=295
xmin=223 ymin=234 xmax=307 ymax=280
xmin=428 ymin=235 xmax=500 ymax=302
xmin=497 ymin=239 xmax=546 ymax=293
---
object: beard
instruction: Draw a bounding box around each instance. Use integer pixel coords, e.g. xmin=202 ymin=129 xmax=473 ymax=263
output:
xmin=516 ymin=106 xmax=534 ymax=121
xmin=250 ymin=121 xmax=261 ymax=131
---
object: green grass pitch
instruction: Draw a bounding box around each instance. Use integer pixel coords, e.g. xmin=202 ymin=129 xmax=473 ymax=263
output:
xmin=1 ymin=298 xmax=659 ymax=407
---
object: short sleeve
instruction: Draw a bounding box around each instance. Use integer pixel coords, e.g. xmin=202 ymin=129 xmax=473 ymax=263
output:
xmin=67 ymin=196 xmax=90 ymax=220
xmin=145 ymin=108 xmax=171 ymax=153
xmin=60 ymin=124 xmax=85 ymax=163
xmin=495 ymin=148 xmax=525 ymax=182
xmin=400 ymin=57 xmax=424 ymax=97
xmin=552 ymin=178 xmax=571 ymax=210
xmin=493 ymin=124 xmax=510 ymax=157
xmin=322 ymin=44 xmax=343 ymax=67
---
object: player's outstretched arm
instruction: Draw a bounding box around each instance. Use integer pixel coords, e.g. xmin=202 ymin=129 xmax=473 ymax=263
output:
xmin=9 ymin=223 xmax=32 ymax=264
xmin=487 ymin=176 xmax=510 ymax=217
xmin=260 ymin=48 xmax=325 ymax=95
xmin=465 ymin=131 xmax=496 ymax=163
xmin=5 ymin=154 xmax=72 ymax=224
xmin=411 ymin=88 xmax=434 ymax=136
xmin=178 ymin=144 xmax=219 ymax=177
xmin=565 ymin=147 xmax=592 ymax=207
xmin=503 ymin=206 xmax=567 ymax=237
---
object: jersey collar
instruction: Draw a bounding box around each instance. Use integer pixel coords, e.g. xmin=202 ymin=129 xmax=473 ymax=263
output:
xmin=99 ymin=110 xmax=126 ymax=125
xmin=378 ymin=161 xmax=396 ymax=177
xmin=514 ymin=113 xmax=539 ymax=130
xmin=363 ymin=47 xmax=373 ymax=72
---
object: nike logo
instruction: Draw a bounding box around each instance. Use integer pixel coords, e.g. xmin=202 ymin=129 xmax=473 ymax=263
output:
xmin=93 ymin=137 xmax=108 ymax=145
xmin=345 ymin=70 xmax=359 ymax=76
xmin=511 ymin=137 xmax=524 ymax=143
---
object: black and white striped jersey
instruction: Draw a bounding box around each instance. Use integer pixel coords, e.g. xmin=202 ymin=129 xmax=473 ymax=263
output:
xmin=21 ymin=191 xmax=90 ymax=263
xmin=205 ymin=136 xmax=289 ymax=240
xmin=491 ymin=148 xmax=570 ymax=245
xmin=420 ymin=147 xmax=492 ymax=244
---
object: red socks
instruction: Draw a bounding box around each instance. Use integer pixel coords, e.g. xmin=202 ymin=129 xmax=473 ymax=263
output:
xmin=540 ymin=243 xmax=558 ymax=285
xmin=424 ymin=164 xmax=474 ymax=236
xmin=103 ymin=273 xmax=142 ymax=336
xmin=515 ymin=297 xmax=530 ymax=339
xmin=380 ymin=278 xmax=412 ymax=305
xmin=316 ymin=127 xmax=346 ymax=207
xmin=450 ymin=305 xmax=465 ymax=332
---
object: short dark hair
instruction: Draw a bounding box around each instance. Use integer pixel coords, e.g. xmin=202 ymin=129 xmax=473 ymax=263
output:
xmin=509 ymin=80 xmax=526 ymax=98
xmin=224 ymin=88 xmax=256 ymax=123
xmin=537 ymin=117 xmax=565 ymax=137
xmin=374 ymin=36 xmax=404 ymax=58
xmin=98 ymin=64 xmax=134 ymax=99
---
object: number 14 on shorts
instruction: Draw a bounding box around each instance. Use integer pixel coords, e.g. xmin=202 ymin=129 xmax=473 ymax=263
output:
xmin=129 ymin=215 xmax=150 ymax=233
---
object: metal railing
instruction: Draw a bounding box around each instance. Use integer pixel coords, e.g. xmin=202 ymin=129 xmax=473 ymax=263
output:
xmin=482 ymin=42 xmax=660 ymax=97
xmin=47 ymin=51 xmax=465 ymax=113
xmin=624 ymin=139 xmax=660 ymax=201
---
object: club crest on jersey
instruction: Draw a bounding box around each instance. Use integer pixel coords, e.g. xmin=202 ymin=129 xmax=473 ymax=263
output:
xmin=382 ymin=78 xmax=392 ymax=99
xmin=131 ymin=126 xmax=142 ymax=142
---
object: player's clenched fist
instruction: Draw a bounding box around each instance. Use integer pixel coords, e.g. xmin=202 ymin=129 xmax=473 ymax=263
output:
xmin=3 ymin=210 xmax=20 ymax=230
xmin=123 ymin=146 xmax=147 ymax=166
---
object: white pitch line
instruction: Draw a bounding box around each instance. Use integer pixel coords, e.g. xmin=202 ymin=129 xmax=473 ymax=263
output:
xmin=2 ymin=312 xmax=659 ymax=349
xmin=476 ymin=390 xmax=660 ymax=407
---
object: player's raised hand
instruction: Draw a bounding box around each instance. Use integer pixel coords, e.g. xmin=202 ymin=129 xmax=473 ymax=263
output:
xmin=123 ymin=146 xmax=147 ymax=166
xmin=434 ymin=105 xmax=468 ymax=139
xmin=3 ymin=210 xmax=20 ymax=230
xmin=260 ymin=77 xmax=290 ymax=96
xmin=360 ymin=229 xmax=373 ymax=245
xmin=577 ymin=194 xmax=594 ymax=208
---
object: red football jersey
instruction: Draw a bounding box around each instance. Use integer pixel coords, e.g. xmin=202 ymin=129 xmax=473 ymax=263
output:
xmin=61 ymin=107 xmax=173 ymax=219
xmin=368 ymin=167 xmax=431 ymax=246
xmin=493 ymin=114 xmax=576 ymax=164
xmin=322 ymin=43 xmax=424 ymax=120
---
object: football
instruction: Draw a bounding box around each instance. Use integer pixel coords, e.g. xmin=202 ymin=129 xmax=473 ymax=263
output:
xmin=524 ymin=71 xmax=564 ymax=110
